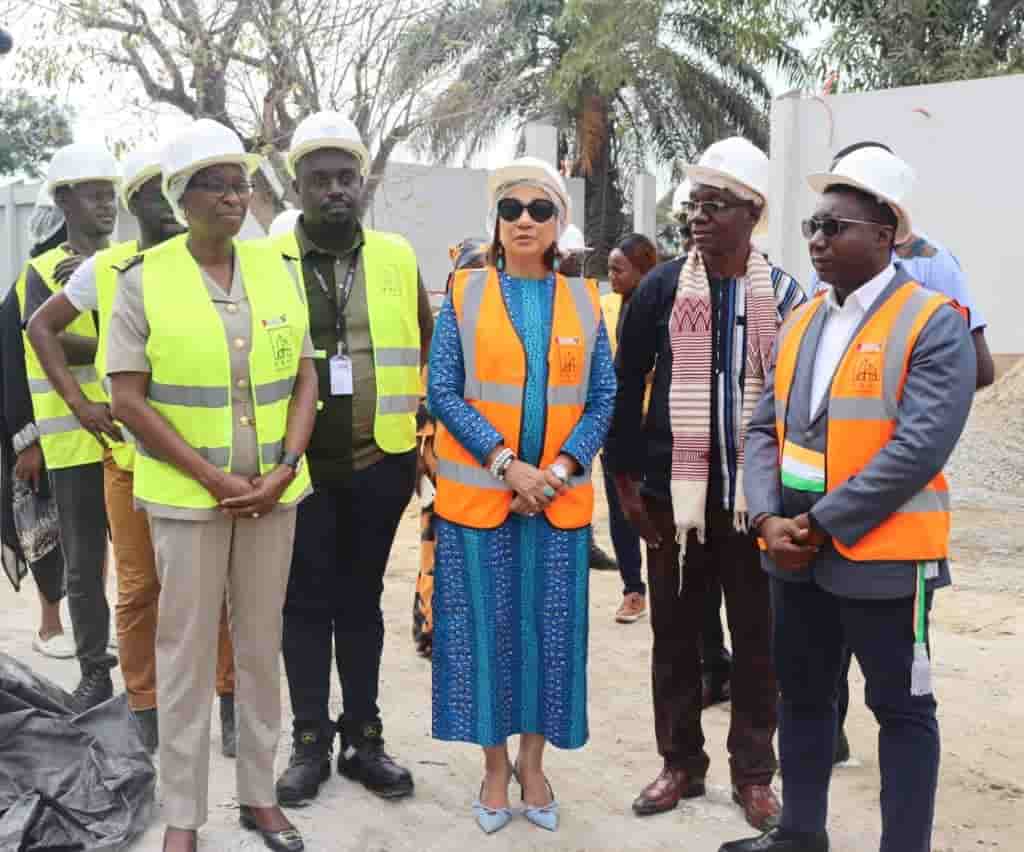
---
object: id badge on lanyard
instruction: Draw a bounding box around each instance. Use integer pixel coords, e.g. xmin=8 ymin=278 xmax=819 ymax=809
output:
xmin=313 ymin=250 xmax=360 ymax=397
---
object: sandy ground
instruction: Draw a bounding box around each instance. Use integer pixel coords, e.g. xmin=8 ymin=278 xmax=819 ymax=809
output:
xmin=1 ymin=460 xmax=1021 ymax=851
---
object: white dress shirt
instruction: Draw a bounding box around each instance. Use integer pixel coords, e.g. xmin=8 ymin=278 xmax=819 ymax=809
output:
xmin=810 ymin=263 xmax=895 ymax=416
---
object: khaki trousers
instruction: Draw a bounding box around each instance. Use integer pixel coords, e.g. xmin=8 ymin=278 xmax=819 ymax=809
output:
xmin=104 ymin=457 xmax=235 ymax=710
xmin=150 ymin=509 xmax=296 ymax=829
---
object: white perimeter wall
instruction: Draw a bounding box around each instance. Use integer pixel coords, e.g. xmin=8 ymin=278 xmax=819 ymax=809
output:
xmin=2 ymin=163 xmax=586 ymax=311
xmin=768 ymin=73 xmax=1024 ymax=354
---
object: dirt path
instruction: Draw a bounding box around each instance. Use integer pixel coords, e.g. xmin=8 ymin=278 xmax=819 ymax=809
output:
xmin=1 ymin=474 xmax=1020 ymax=851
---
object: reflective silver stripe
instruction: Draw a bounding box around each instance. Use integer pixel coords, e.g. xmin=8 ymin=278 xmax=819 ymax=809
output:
xmin=120 ymin=425 xmax=137 ymax=446
xmin=148 ymin=382 xmax=230 ymax=408
xmin=38 ymin=414 xmax=83 ymax=435
xmin=437 ymin=457 xmax=510 ymax=491
xmin=254 ymin=377 xmax=295 ymax=406
xmin=457 ymin=270 xmax=489 ymax=399
xmin=548 ymin=384 xmax=587 ymax=407
xmin=260 ymin=440 xmax=283 ymax=465
xmin=285 ymin=259 xmax=306 ymax=305
xmin=828 ymin=396 xmax=890 ymax=421
xmin=472 ymin=382 xmax=523 ymax=406
xmin=378 ymin=395 xmax=420 ymax=415
xmin=375 ymin=347 xmax=420 ymax=368
xmin=896 ymin=489 xmax=950 ymax=514
xmin=28 ymin=365 xmax=100 ymax=394
xmin=882 ymin=287 xmax=935 ymax=417
xmin=564 ymin=276 xmax=599 ymax=389
xmin=136 ymin=442 xmax=231 ymax=467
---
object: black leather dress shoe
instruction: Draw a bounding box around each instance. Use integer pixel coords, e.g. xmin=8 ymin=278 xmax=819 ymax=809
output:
xmin=718 ymin=826 xmax=829 ymax=852
xmin=239 ymin=807 xmax=304 ymax=852
xmin=338 ymin=725 xmax=414 ymax=799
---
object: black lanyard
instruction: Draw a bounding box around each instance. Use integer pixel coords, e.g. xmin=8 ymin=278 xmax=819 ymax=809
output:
xmin=312 ymin=248 xmax=360 ymax=356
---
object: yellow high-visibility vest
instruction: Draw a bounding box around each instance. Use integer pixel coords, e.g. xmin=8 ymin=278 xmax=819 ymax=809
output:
xmin=128 ymin=234 xmax=311 ymax=510
xmin=94 ymin=240 xmax=139 ymax=470
xmin=16 ymin=246 xmax=107 ymax=470
xmin=272 ymin=226 xmax=421 ymax=454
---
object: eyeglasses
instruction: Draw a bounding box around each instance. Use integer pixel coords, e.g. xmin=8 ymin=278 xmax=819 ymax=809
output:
xmin=802 ymin=216 xmax=894 ymax=239
xmin=679 ymin=199 xmax=749 ymax=218
xmin=497 ymin=198 xmax=557 ymax=223
xmin=189 ymin=179 xmax=254 ymax=198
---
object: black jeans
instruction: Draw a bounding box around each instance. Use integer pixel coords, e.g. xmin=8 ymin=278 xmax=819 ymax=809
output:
xmin=282 ymin=451 xmax=415 ymax=739
xmin=600 ymin=458 xmax=644 ymax=595
xmin=771 ymin=578 xmax=939 ymax=852
xmin=50 ymin=462 xmax=113 ymax=673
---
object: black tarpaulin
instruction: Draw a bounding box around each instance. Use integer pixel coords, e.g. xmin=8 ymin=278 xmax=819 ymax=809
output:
xmin=0 ymin=653 xmax=155 ymax=851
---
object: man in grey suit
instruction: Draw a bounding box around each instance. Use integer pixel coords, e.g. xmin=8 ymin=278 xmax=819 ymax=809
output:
xmin=719 ymin=148 xmax=975 ymax=852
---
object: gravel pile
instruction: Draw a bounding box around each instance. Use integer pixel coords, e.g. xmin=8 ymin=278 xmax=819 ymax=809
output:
xmin=947 ymin=360 xmax=1024 ymax=509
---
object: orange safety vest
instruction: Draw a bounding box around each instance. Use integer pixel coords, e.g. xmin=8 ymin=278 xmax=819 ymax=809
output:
xmin=773 ymin=280 xmax=963 ymax=562
xmin=434 ymin=267 xmax=600 ymax=530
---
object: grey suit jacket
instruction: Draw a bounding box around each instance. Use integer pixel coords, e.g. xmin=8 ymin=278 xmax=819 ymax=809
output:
xmin=744 ymin=274 xmax=976 ymax=599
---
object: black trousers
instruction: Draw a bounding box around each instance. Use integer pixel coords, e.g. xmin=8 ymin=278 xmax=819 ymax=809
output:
xmin=771 ymin=578 xmax=939 ymax=852
xmin=282 ymin=451 xmax=415 ymax=739
xmin=50 ymin=462 xmax=113 ymax=674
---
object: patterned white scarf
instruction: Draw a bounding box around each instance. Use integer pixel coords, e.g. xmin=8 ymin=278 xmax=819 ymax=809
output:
xmin=668 ymin=249 xmax=777 ymax=566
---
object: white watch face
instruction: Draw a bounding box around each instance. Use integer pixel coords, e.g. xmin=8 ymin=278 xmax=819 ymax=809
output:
xmin=551 ymin=463 xmax=569 ymax=481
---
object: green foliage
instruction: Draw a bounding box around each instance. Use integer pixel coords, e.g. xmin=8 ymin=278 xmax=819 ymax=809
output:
xmin=809 ymin=0 xmax=1024 ymax=90
xmin=0 ymin=89 xmax=74 ymax=177
xmin=409 ymin=0 xmax=804 ymax=266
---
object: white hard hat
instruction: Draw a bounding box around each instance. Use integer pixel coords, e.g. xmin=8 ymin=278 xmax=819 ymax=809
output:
xmin=558 ymin=224 xmax=589 ymax=254
xmin=161 ymin=119 xmax=262 ymax=226
xmin=684 ymin=137 xmax=771 ymax=233
xmin=487 ymin=156 xmax=571 ymax=231
xmin=27 ymin=183 xmax=65 ymax=248
xmin=120 ymin=148 xmax=163 ymax=208
xmin=671 ymin=179 xmax=692 ymax=221
xmin=269 ymin=208 xmax=301 ymax=238
xmin=46 ymin=142 xmax=121 ymax=198
xmin=287 ymin=111 xmax=370 ymax=179
xmin=807 ymin=147 xmax=915 ymax=244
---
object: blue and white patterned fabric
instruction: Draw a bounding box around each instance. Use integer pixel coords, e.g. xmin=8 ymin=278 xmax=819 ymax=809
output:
xmin=427 ymin=272 xmax=615 ymax=748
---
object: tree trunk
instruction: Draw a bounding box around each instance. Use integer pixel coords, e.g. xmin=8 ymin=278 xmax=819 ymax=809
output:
xmin=571 ymin=93 xmax=626 ymax=278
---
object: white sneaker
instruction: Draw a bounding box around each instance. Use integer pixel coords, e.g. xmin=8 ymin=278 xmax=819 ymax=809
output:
xmin=33 ymin=631 xmax=76 ymax=659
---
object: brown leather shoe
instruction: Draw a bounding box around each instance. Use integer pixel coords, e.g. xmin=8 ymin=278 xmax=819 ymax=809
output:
xmin=732 ymin=784 xmax=781 ymax=831
xmin=632 ymin=765 xmax=706 ymax=816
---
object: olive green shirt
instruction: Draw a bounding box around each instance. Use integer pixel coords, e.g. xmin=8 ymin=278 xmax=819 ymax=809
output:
xmin=294 ymin=218 xmax=432 ymax=484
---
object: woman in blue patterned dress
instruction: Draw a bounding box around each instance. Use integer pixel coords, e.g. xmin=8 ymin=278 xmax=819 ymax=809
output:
xmin=428 ymin=158 xmax=615 ymax=833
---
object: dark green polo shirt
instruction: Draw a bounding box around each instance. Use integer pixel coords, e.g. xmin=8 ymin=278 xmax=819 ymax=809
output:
xmin=295 ymin=218 xmax=432 ymax=484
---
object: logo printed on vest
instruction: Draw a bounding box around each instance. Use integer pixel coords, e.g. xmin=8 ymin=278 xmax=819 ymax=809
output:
xmin=558 ymin=342 xmax=582 ymax=383
xmin=852 ymin=353 xmax=881 ymax=391
xmin=263 ymin=315 xmax=294 ymax=372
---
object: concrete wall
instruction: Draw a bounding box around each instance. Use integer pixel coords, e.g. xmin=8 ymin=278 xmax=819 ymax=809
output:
xmin=768 ymin=74 xmax=1024 ymax=354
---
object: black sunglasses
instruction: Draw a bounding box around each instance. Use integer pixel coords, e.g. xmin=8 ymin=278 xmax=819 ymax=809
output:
xmin=802 ymin=216 xmax=894 ymax=239
xmin=497 ymin=197 xmax=557 ymax=224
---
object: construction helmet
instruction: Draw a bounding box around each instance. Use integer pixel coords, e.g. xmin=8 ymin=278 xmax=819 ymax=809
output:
xmin=120 ymin=148 xmax=163 ymax=208
xmin=46 ymin=142 xmax=121 ymax=199
xmin=685 ymin=137 xmax=771 ymax=233
xmin=287 ymin=111 xmax=371 ymax=179
xmin=160 ymin=119 xmax=263 ymax=226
